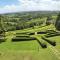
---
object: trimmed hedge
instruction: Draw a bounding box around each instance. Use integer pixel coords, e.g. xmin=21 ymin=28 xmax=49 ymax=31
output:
xmin=29 ymin=33 xmax=35 ymax=35
xmin=37 ymin=32 xmax=47 ymax=34
xmin=45 ymin=32 xmax=60 ymax=38
xmin=41 ymin=36 xmax=56 ymax=46
xmin=0 ymin=33 xmax=6 ymax=42
xmin=16 ymin=34 xmax=30 ymax=37
xmin=12 ymin=37 xmax=36 ymax=42
xmin=37 ymin=39 xmax=47 ymax=48
xmin=16 ymin=32 xmax=29 ymax=35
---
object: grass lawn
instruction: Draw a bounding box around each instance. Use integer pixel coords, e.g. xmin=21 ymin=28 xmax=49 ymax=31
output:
xmin=0 ymin=25 xmax=60 ymax=60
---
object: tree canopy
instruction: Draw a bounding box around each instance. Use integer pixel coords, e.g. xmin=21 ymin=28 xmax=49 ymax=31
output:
xmin=55 ymin=13 xmax=60 ymax=31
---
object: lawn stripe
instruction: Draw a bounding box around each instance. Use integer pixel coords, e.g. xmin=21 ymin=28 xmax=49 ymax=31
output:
xmin=49 ymin=46 xmax=60 ymax=60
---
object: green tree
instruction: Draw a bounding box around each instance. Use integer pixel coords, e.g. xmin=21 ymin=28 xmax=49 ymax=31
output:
xmin=55 ymin=13 xmax=60 ymax=31
xmin=46 ymin=16 xmax=52 ymax=25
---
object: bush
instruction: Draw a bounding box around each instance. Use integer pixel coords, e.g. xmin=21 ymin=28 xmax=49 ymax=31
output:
xmin=12 ymin=36 xmax=36 ymax=42
xmin=16 ymin=35 xmax=29 ymax=37
xmin=45 ymin=32 xmax=60 ymax=38
xmin=42 ymin=37 xmax=56 ymax=46
xmin=37 ymin=32 xmax=47 ymax=34
xmin=0 ymin=37 xmax=5 ymax=42
xmin=36 ymin=39 xmax=47 ymax=48
xmin=16 ymin=33 xmax=30 ymax=37
xmin=29 ymin=33 xmax=35 ymax=35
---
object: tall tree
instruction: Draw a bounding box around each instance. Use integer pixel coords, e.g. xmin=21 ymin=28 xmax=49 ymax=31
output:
xmin=0 ymin=15 xmax=5 ymax=33
xmin=46 ymin=16 xmax=52 ymax=25
xmin=55 ymin=13 xmax=60 ymax=31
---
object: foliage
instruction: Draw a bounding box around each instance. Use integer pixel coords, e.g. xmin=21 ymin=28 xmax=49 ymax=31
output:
xmin=55 ymin=13 xmax=60 ymax=30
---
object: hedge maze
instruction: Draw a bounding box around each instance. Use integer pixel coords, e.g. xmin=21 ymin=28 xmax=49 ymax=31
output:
xmin=11 ymin=30 xmax=58 ymax=48
xmin=0 ymin=29 xmax=58 ymax=48
xmin=12 ymin=33 xmax=36 ymax=42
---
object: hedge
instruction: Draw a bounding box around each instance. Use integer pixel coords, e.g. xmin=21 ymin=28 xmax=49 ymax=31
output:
xmin=41 ymin=36 xmax=56 ymax=46
xmin=12 ymin=36 xmax=36 ymax=42
xmin=45 ymin=32 xmax=60 ymax=38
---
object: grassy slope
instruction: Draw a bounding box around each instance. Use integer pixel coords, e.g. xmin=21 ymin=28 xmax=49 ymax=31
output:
xmin=0 ymin=24 xmax=60 ymax=60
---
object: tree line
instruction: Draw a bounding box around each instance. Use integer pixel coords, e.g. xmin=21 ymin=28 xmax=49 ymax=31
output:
xmin=0 ymin=12 xmax=59 ymax=32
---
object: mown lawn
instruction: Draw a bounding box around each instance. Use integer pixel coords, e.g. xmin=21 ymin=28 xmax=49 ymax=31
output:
xmin=0 ymin=25 xmax=60 ymax=60
xmin=47 ymin=36 xmax=60 ymax=52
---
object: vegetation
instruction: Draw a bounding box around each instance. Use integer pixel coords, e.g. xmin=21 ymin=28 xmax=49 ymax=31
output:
xmin=0 ymin=11 xmax=58 ymax=31
xmin=46 ymin=16 xmax=52 ymax=25
xmin=55 ymin=13 xmax=60 ymax=31
xmin=0 ymin=11 xmax=60 ymax=60
xmin=42 ymin=36 xmax=56 ymax=46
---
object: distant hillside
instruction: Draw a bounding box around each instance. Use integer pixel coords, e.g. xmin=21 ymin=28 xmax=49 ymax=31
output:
xmin=2 ymin=11 xmax=59 ymax=16
xmin=0 ymin=11 xmax=59 ymax=31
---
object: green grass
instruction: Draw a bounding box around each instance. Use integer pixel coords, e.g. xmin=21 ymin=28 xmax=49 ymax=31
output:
xmin=47 ymin=36 xmax=60 ymax=51
xmin=0 ymin=25 xmax=60 ymax=60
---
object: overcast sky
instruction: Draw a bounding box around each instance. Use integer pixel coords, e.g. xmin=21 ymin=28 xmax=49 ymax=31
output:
xmin=0 ymin=0 xmax=60 ymax=14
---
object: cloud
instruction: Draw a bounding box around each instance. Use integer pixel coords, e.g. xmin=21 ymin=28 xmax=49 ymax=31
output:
xmin=52 ymin=0 xmax=60 ymax=1
xmin=0 ymin=0 xmax=60 ymax=14
xmin=0 ymin=5 xmax=17 ymax=14
xmin=18 ymin=0 xmax=60 ymax=11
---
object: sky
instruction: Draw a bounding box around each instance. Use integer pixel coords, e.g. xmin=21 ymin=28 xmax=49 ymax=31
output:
xmin=0 ymin=0 xmax=60 ymax=14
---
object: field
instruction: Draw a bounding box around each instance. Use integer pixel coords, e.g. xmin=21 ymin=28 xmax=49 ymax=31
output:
xmin=0 ymin=24 xmax=60 ymax=60
xmin=0 ymin=11 xmax=60 ymax=60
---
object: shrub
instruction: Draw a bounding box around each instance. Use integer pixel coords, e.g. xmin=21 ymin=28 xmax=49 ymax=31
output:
xmin=36 ymin=39 xmax=47 ymax=48
xmin=42 ymin=37 xmax=56 ymax=46
xmin=29 ymin=33 xmax=35 ymax=35
xmin=12 ymin=36 xmax=36 ymax=42
xmin=16 ymin=33 xmax=30 ymax=37
xmin=45 ymin=32 xmax=60 ymax=38
xmin=37 ymin=32 xmax=47 ymax=34
xmin=0 ymin=37 xmax=5 ymax=42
